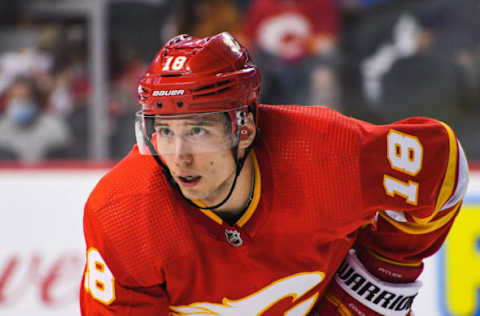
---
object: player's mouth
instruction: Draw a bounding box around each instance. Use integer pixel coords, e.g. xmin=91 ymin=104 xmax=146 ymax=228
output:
xmin=177 ymin=175 xmax=201 ymax=187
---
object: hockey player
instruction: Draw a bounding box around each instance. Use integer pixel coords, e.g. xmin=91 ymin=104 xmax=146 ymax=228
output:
xmin=80 ymin=32 xmax=469 ymax=315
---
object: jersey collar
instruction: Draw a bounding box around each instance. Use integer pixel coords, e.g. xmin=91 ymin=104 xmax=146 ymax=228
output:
xmin=193 ymin=150 xmax=262 ymax=227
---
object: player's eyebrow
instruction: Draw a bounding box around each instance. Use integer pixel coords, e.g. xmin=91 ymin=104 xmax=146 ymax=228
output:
xmin=154 ymin=121 xmax=169 ymax=127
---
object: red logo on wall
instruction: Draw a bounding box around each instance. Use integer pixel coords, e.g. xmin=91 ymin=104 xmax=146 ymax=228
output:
xmin=0 ymin=252 xmax=83 ymax=308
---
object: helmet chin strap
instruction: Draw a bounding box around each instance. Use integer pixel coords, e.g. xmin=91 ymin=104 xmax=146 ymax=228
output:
xmin=145 ymin=134 xmax=252 ymax=211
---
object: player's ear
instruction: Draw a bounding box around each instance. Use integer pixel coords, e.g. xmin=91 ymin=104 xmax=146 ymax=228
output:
xmin=238 ymin=112 xmax=256 ymax=154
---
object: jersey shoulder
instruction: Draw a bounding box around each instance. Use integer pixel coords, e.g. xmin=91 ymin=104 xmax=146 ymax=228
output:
xmin=359 ymin=117 xmax=468 ymax=221
xmin=257 ymin=104 xmax=362 ymax=151
xmin=86 ymin=146 xmax=170 ymax=210
xmin=84 ymin=146 xmax=194 ymax=286
xmin=257 ymin=105 xmax=368 ymax=232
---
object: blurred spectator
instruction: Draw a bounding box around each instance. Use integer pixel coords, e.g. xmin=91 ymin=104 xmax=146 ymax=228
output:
xmin=47 ymin=24 xmax=89 ymax=118
xmin=175 ymin=0 xmax=245 ymax=39
xmin=108 ymin=0 xmax=178 ymax=61
xmin=108 ymin=46 xmax=148 ymax=159
xmin=375 ymin=14 xmax=465 ymax=122
xmin=231 ymin=0 xmax=252 ymax=12
xmin=0 ymin=40 xmax=53 ymax=97
xmin=243 ymin=0 xmax=340 ymax=107
xmin=337 ymin=0 xmax=480 ymax=125
xmin=65 ymin=76 xmax=90 ymax=159
xmin=0 ymin=76 xmax=71 ymax=162
xmin=337 ymin=0 xmax=389 ymax=12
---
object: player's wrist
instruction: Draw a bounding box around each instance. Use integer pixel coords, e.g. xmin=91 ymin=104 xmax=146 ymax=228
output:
xmin=355 ymin=247 xmax=423 ymax=283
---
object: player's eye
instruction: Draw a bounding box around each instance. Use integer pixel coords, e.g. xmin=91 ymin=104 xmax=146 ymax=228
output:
xmin=156 ymin=127 xmax=173 ymax=137
xmin=190 ymin=127 xmax=208 ymax=137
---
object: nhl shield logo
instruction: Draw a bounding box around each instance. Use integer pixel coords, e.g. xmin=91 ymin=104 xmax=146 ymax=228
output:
xmin=225 ymin=229 xmax=243 ymax=247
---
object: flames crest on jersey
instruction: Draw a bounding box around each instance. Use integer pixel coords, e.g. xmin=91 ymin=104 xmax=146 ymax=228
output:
xmin=170 ymin=271 xmax=324 ymax=315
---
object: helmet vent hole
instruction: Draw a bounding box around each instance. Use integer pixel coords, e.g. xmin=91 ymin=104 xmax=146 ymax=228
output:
xmin=216 ymin=87 xmax=231 ymax=94
xmin=216 ymin=80 xmax=232 ymax=88
xmin=177 ymin=101 xmax=183 ymax=107
xmin=196 ymin=83 xmax=215 ymax=91
xmin=156 ymin=102 xmax=162 ymax=108
xmin=192 ymin=80 xmax=233 ymax=98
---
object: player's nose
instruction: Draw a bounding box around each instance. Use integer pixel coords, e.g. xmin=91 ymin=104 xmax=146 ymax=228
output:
xmin=173 ymin=139 xmax=193 ymax=166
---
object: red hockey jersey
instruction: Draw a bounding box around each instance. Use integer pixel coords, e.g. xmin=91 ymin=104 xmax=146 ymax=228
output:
xmin=80 ymin=105 xmax=468 ymax=315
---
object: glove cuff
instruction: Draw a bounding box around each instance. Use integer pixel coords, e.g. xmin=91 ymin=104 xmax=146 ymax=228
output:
xmin=335 ymin=250 xmax=422 ymax=316
xmin=356 ymin=247 xmax=424 ymax=283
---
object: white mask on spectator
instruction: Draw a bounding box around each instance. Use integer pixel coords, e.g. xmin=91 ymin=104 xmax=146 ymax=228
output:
xmin=6 ymin=99 xmax=38 ymax=125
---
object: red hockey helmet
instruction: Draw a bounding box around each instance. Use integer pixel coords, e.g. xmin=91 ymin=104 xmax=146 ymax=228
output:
xmin=135 ymin=32 xmax=261 ymax=156
xmin=137 ymin=32 xmax=261 ymax=115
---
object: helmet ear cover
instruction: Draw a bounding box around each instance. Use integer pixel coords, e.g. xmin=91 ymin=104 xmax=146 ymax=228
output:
xmin=234 ymin=110 xmax=250 ymax=141
xmin=239 ymin=126 xmax=249 ymax=140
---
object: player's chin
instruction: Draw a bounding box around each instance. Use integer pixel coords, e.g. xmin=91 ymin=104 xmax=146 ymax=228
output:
xmin=177 ymin=186 xmax=207 ymax=201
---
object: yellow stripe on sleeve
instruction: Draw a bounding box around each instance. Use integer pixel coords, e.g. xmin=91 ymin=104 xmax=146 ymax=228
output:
xmin=412 ymin=122 xmax=458 ymax=225
xmin=380 ymin=201 xmax=461 ymax=235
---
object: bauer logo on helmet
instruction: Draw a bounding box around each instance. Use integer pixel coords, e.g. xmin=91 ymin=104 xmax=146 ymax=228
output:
xmin=153 ymin=90 xmax=185 ymax=97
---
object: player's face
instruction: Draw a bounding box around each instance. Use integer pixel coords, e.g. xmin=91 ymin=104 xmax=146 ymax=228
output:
xmin=155 ymin=113 xmax=237 ymax=203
